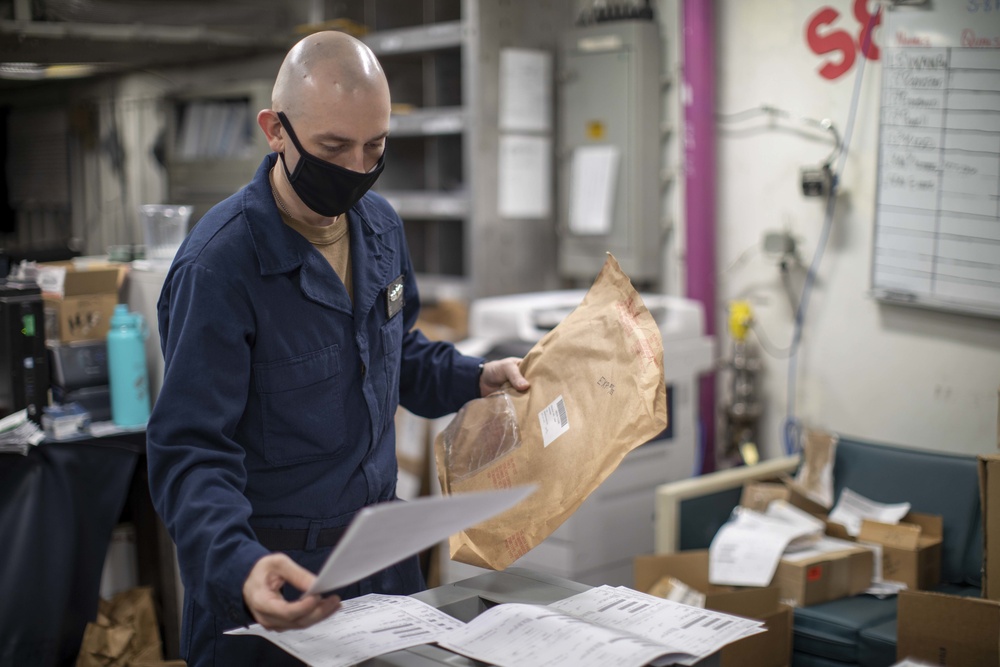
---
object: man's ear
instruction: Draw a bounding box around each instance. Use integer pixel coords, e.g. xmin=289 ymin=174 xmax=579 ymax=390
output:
xmin=257 ymin=109 xmax=284 ymax=153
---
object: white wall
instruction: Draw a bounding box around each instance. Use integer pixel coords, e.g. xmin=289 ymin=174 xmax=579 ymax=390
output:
xmin=707 ymin=0 xmax=1000 ymax=458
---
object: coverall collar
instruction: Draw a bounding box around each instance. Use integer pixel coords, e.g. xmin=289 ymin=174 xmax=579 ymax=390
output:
xmin=242 ymin=153 xmax=397 ymax=318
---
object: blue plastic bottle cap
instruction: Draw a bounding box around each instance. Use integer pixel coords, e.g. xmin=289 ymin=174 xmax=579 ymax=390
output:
xmin=111 ymin=303 xmax=131 ymax=326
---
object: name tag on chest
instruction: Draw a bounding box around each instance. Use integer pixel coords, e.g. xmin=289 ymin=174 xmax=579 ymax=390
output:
xmin=386 ymin=275 xmax=404 ymax=319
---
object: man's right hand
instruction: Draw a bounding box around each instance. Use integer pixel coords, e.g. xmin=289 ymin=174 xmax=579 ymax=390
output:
xmin=242 ymin=553 xmax=342 ymax=630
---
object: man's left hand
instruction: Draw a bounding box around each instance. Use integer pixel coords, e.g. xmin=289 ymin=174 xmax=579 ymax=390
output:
xmin=480 ymin=357 xmax=529 ymax=397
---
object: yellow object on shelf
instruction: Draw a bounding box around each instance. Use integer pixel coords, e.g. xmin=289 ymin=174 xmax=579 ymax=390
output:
xmin=728 ymin=300 xmax=753 ymax=342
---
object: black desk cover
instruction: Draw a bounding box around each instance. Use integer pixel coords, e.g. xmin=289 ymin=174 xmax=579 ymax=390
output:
xmin=0 ymin=438 xmax=140 ymax=666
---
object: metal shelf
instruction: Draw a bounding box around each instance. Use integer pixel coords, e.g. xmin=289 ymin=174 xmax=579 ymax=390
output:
xmin=389 ymin=107 xmax=465 ymax=136
xmin=363 ymin=21 xmax=463 ymax=55
xmin=378 ymin=190 xmax=469 ymax=219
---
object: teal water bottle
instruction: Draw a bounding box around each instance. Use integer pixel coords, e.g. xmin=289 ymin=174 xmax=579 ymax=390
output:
xmin=107 ymin=304 xmax=151 ymax=427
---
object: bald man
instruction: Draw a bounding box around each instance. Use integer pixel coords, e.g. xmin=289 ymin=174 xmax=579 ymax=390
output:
xmin=146 ymin=31 xmax=527 ymax=665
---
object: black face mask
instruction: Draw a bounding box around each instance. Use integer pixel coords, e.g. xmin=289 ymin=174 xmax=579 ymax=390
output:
xmin=277 ymin=111 xmax=385 ymax=217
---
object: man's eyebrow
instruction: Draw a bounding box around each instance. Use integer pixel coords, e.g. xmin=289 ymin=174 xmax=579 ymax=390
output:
xmin=314 ymin=130 xmax=390 ymax=143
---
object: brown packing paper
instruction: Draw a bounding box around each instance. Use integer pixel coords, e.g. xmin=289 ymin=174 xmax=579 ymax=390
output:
xmin=435 ymin=254 xmax=668 ymax=570
xmin=76 ymin=587 xmax=175 ymax=667
xmin=793 ymin=428 xmax=838 ymax=509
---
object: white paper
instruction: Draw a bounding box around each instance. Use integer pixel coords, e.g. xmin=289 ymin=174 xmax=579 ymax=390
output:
xmin=709 ymin=500 xmax=825 ymax=587
xmin=499 ymin=48 xmax=552 ymax=132
xmin=440 ymin=603 xmax=672 ymax=667
xmin=569 ymin=145 xmax=619 ymax=235
xmin=439 ymin=586 xmax=764 ymax=667
xmin=225 ymin=594 xmax=464 ymax=667
xmin=498 ymin=134 xmax=552 ymax=219
xmin=551 ymin=586 xmax=765 ymax=666
xmin=854 ymin=540 xmax=909 ymax=596
xmin=306 ymin=485 xmax=535 ymax=595
xmin=231 ymin=583 xmax=764 ymax=667
xmin=779 ymin=536 xmax=863 ymax=563
xmin=827 ymin=488 xmax=911 ymax=537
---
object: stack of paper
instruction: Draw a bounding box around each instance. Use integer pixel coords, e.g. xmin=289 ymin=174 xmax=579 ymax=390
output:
xmin=227 ymin=487 xmax=763 ymax=666
xmin=232 ymin=585 xmax=765 ymax=667
xmin=228 ymin=595 xmax=464 ymax=667
xmin=441 ymin=585 xmax=766 ymax=667
xmin=827 ymin=488 xmax=911 ymax=537
xmin=0 ymin=410 xmax=44 ymax=455
xmin=709 ymin=499 xmax=827 ymax=587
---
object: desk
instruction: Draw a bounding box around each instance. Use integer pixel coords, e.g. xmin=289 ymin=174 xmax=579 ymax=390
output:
xmin=0 ymin=432 xmax=181 ymax=665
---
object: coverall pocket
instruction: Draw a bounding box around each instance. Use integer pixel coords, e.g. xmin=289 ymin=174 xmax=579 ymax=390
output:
xmin=380 ymin=318 xmax=403 ymax=428
xmin=254 ymin=344 xmax=345 ymax=466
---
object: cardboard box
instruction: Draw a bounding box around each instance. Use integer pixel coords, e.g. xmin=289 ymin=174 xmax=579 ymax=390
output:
xmin=414 ymin=298 xmax=468 ymax=342
xmin=980 ymin=454 xmax=1000 ymax=600
xmin=740 ymin=478 xmax=860 ymax=545
xmin=897 ymin=589 xmax=1000 ymax=665
xmin=39 ymin=265 xmax=121 ymax=343
xmin=723 ymin=604 xmax=793 ymax=667
xmin=635 ymin=551 xmax=792 ymax=667
xmin=740 ymin=478 xmax=829 ymax=518
xmin=774 ymin=540 xmax=874 ymax=607
xmin=857 ymin=512 xmax=942 ymax=590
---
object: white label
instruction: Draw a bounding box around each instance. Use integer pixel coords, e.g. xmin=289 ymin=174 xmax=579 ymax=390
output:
xmin=538 ymin=394 xmax=569 ymax=447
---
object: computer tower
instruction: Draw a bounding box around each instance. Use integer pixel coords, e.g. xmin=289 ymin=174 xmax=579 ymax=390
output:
xmin=0 ymin=281 xmax=50 ymax=423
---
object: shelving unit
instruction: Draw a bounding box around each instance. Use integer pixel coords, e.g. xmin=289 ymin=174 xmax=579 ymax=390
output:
xmin=357 ymin=1 xmax=467 ymax=282
xmin=165 ymin=80 xmax=273 ymax=227
xmin=353 ymin=0 xmax=573 ymax=298
xmin=162 ymin=0 xmax=574 ymax=298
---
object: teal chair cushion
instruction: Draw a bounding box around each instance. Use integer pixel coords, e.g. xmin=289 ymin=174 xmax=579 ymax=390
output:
xmin=857 ymin=618 xmax=896 ymax=667
xmin=791 ymin=651 xmax=856 ymax=666
xmin=793 ymin=595 xmax=897 ymax=663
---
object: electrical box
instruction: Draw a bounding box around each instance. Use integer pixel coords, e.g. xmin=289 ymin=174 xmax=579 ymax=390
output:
xmin=557 ymin=20 xmax=662 ymax=283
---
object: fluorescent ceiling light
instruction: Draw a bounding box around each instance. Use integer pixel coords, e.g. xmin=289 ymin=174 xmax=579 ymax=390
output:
xmin=0 ymin=62 xmax=101 ymax=80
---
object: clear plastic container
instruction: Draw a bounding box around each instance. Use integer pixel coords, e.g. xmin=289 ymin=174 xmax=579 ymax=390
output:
xmin=139 ymin=204 xmax=192 ymax=262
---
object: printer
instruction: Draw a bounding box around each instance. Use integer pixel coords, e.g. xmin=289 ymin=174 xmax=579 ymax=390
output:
xmin=435 ymin=291 xmax=714 ymax=588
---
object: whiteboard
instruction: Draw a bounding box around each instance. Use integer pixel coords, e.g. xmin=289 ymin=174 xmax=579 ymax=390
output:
xmin=872 ymin=3 xmax=1000 ymax=319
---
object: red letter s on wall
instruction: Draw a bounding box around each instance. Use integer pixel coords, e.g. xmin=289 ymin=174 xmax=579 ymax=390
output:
xmin=805 ymin=7 xmax=856 ymax=80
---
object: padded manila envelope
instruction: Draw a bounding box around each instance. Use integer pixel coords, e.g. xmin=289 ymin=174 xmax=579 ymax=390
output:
xmin=435 ymin=253 xmax=668 ymax=570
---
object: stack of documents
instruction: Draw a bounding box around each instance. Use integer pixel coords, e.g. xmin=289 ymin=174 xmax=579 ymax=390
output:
xmin=230 ymin=585 xmax=765 ymax=667
xmin=827 ymin=488 xmax=911 ymax=537
xmin=709 ymin=500 xmax=826 ymax=587
xmin=226 ymin=486 xmax=763 ymax=666
xmin=442 ymin=585 xmax=765 ymax=667
xmin=0 ymin=410 xmax=44 ymax=455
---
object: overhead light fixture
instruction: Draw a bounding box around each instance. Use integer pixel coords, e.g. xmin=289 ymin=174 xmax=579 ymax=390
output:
xmin=0 ymin=62 xmax=102 ymax=80
xmin=0 ymin=62 xmax=46 ymax=79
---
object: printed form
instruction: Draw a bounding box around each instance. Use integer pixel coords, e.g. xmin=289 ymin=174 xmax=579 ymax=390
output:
xmin=232 ymin=585 xmax=764 ymax=667
xmin=226 ymin=594 xmax=464 ymax=667
xmin=827 ymin=488 xmax=911 ymax=537
xmin=439 ymin=585 xmax=765 ymax=667
xmin=709 ymin=500 xmax=826 ymax=587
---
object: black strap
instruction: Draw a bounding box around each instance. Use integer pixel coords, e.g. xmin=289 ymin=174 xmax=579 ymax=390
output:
xmin=253 ymin=525 xmax=347 ymax=552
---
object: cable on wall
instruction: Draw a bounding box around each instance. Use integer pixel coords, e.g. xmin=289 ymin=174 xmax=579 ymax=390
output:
xmin=782 ymin=2 xmax=884 ymax=456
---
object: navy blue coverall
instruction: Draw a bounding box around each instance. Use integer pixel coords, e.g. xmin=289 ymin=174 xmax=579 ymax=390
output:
xmin=146 ymin=153 xmax=483 ymax=665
